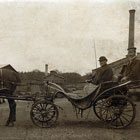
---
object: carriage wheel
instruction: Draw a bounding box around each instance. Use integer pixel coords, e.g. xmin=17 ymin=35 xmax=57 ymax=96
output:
xmin=30 ymin=100 xmax=59 ymax=128
xmin=93 ymin=96 xmax=107 ymax=120
xmin=100 ymin=95 xmax=136 ymax=129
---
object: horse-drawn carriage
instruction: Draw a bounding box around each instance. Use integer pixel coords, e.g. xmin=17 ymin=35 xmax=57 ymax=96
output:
xmin=0 ymin=79 xmax=138 ymax=129
xmin=32 ymin=80 xmax=137 ymax=129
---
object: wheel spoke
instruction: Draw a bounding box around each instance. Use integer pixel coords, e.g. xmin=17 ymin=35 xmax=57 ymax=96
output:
xmin=46 ymin=106 xmax=54 ymax=110
xmin=47 ymin=107 xmax=55 ymax=112
xmin=35 ymin=105 xmax=41 ymax=111
xmin=105 ymin=109 xmax=108 ymax=120
xmin=40 ymin=103 xmax=43 ymax=108
xmin=115 ymin=119 xmax=118 ymax=127
xmin=42 ymin=103 xmax=47 ymax=110
xmin=123 ymin=109 xmax=133 ymax=112
xmin=96 ymin=100 xmax=105 ymax=105
xmin=35 ymin=115 xmax=42 ymax=121
xmin=120 ymin=114 xmax=130 ymax=122
xmin=121 ymin=112 xmax=133 ymax=118
xmin=102 ymin=109 xmax=107 ymax=116
xmin=119 ymin=117 xmax=124 ymax=127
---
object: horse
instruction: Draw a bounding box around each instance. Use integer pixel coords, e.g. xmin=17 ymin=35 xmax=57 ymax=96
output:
xmin=0 ymin=68 xmax=21 ymax=127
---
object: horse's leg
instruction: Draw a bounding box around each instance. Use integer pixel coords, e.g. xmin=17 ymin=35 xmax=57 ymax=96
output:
xmin=6 ymin=99 xmax=16 ymax=126
xmin=12 ymin=100 xmax=16 ymax=122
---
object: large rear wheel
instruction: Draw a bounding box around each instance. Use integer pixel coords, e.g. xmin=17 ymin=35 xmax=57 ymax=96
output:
xmin=93 ymin=96 xmax=107 ymax=120
xmin=100 ymin=95 xmax=136 ymax=129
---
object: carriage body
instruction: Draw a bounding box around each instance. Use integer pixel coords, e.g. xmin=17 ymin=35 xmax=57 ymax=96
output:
xmin=30 ymin=80 xmax=138 ymax=129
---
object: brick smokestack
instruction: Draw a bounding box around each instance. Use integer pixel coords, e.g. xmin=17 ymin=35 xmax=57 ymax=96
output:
xmin=45 ymin=64 xmax=48 ymax=76
xmin=127 ymin=9 xmax=136 ymax=56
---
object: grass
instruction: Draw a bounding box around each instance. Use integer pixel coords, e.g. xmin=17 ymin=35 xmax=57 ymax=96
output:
xmin=0 ymin=98 xmax=139 ymax=140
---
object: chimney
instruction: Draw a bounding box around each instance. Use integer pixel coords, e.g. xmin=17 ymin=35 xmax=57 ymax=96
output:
xmin=127 ymin=9 xmax=136 ymax=56
xmin=45 ymin=64 xmax=48 ymax=76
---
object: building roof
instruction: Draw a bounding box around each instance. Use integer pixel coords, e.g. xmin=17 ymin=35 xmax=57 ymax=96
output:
xmin=0 ymin=64 xmax=17 ymax=73
xmin=109 ymin=57 xmax=128 ymax=68
xmin=92 ymin=57 xmax=129 ymax=73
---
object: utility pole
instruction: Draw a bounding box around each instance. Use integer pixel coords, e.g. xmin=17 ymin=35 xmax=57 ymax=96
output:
xmin=94 ymin=39 xmax=97 ymax=68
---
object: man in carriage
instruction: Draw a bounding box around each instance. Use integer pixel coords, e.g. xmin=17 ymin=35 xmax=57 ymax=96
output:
xmin=84 ymin=56 xmax=113 ymax=96
xmin=92 ymin=56 xmax=113 ymax=84
xmin=121 ymin=52 xmax=140 ymax=82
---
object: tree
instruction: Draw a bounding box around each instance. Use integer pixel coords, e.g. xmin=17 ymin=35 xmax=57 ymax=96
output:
xmin=61 ymin=72 xmax=82 ymax=84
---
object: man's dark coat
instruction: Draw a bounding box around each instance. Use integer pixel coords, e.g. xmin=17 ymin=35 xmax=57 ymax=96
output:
xmin=92 ymin=64 xmax=113 ymax=85
xmin=124 ymin=58 xmax=140 ymax=81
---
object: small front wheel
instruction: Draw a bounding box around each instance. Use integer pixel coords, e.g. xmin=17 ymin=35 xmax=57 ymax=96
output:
xmin=30 ymin=100 xmax=59 ymax=128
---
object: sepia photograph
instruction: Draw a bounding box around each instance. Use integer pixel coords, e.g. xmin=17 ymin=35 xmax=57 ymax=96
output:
xmin=0 ymin=0 xmax=140 ymax=139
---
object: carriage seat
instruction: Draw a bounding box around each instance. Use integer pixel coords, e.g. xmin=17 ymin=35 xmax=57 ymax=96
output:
xmin=99 ymin=81 xmax=118 ymax=92
xmin=63 ymin=85 xmax=100 ymax=109
xmin=62 ymin=81 xmax=118 ymax=109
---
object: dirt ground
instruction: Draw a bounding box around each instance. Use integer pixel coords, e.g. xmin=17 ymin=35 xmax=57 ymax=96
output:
xmin=0 ymin=98 xmax=140 ymax=140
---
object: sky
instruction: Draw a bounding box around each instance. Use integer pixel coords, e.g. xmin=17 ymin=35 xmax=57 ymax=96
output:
xmin=0 ymin=0 xmax=140 ymax=75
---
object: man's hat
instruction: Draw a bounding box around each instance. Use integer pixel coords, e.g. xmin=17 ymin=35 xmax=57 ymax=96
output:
xmin=99 ymin=56 xmax=107 ymax=61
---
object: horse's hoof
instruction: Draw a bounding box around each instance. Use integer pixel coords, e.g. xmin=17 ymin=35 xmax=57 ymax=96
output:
xmin=8 ymin=122 xmax=14 ymax=127
xmin=5 ymin=122 xmax=14 ymax=127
